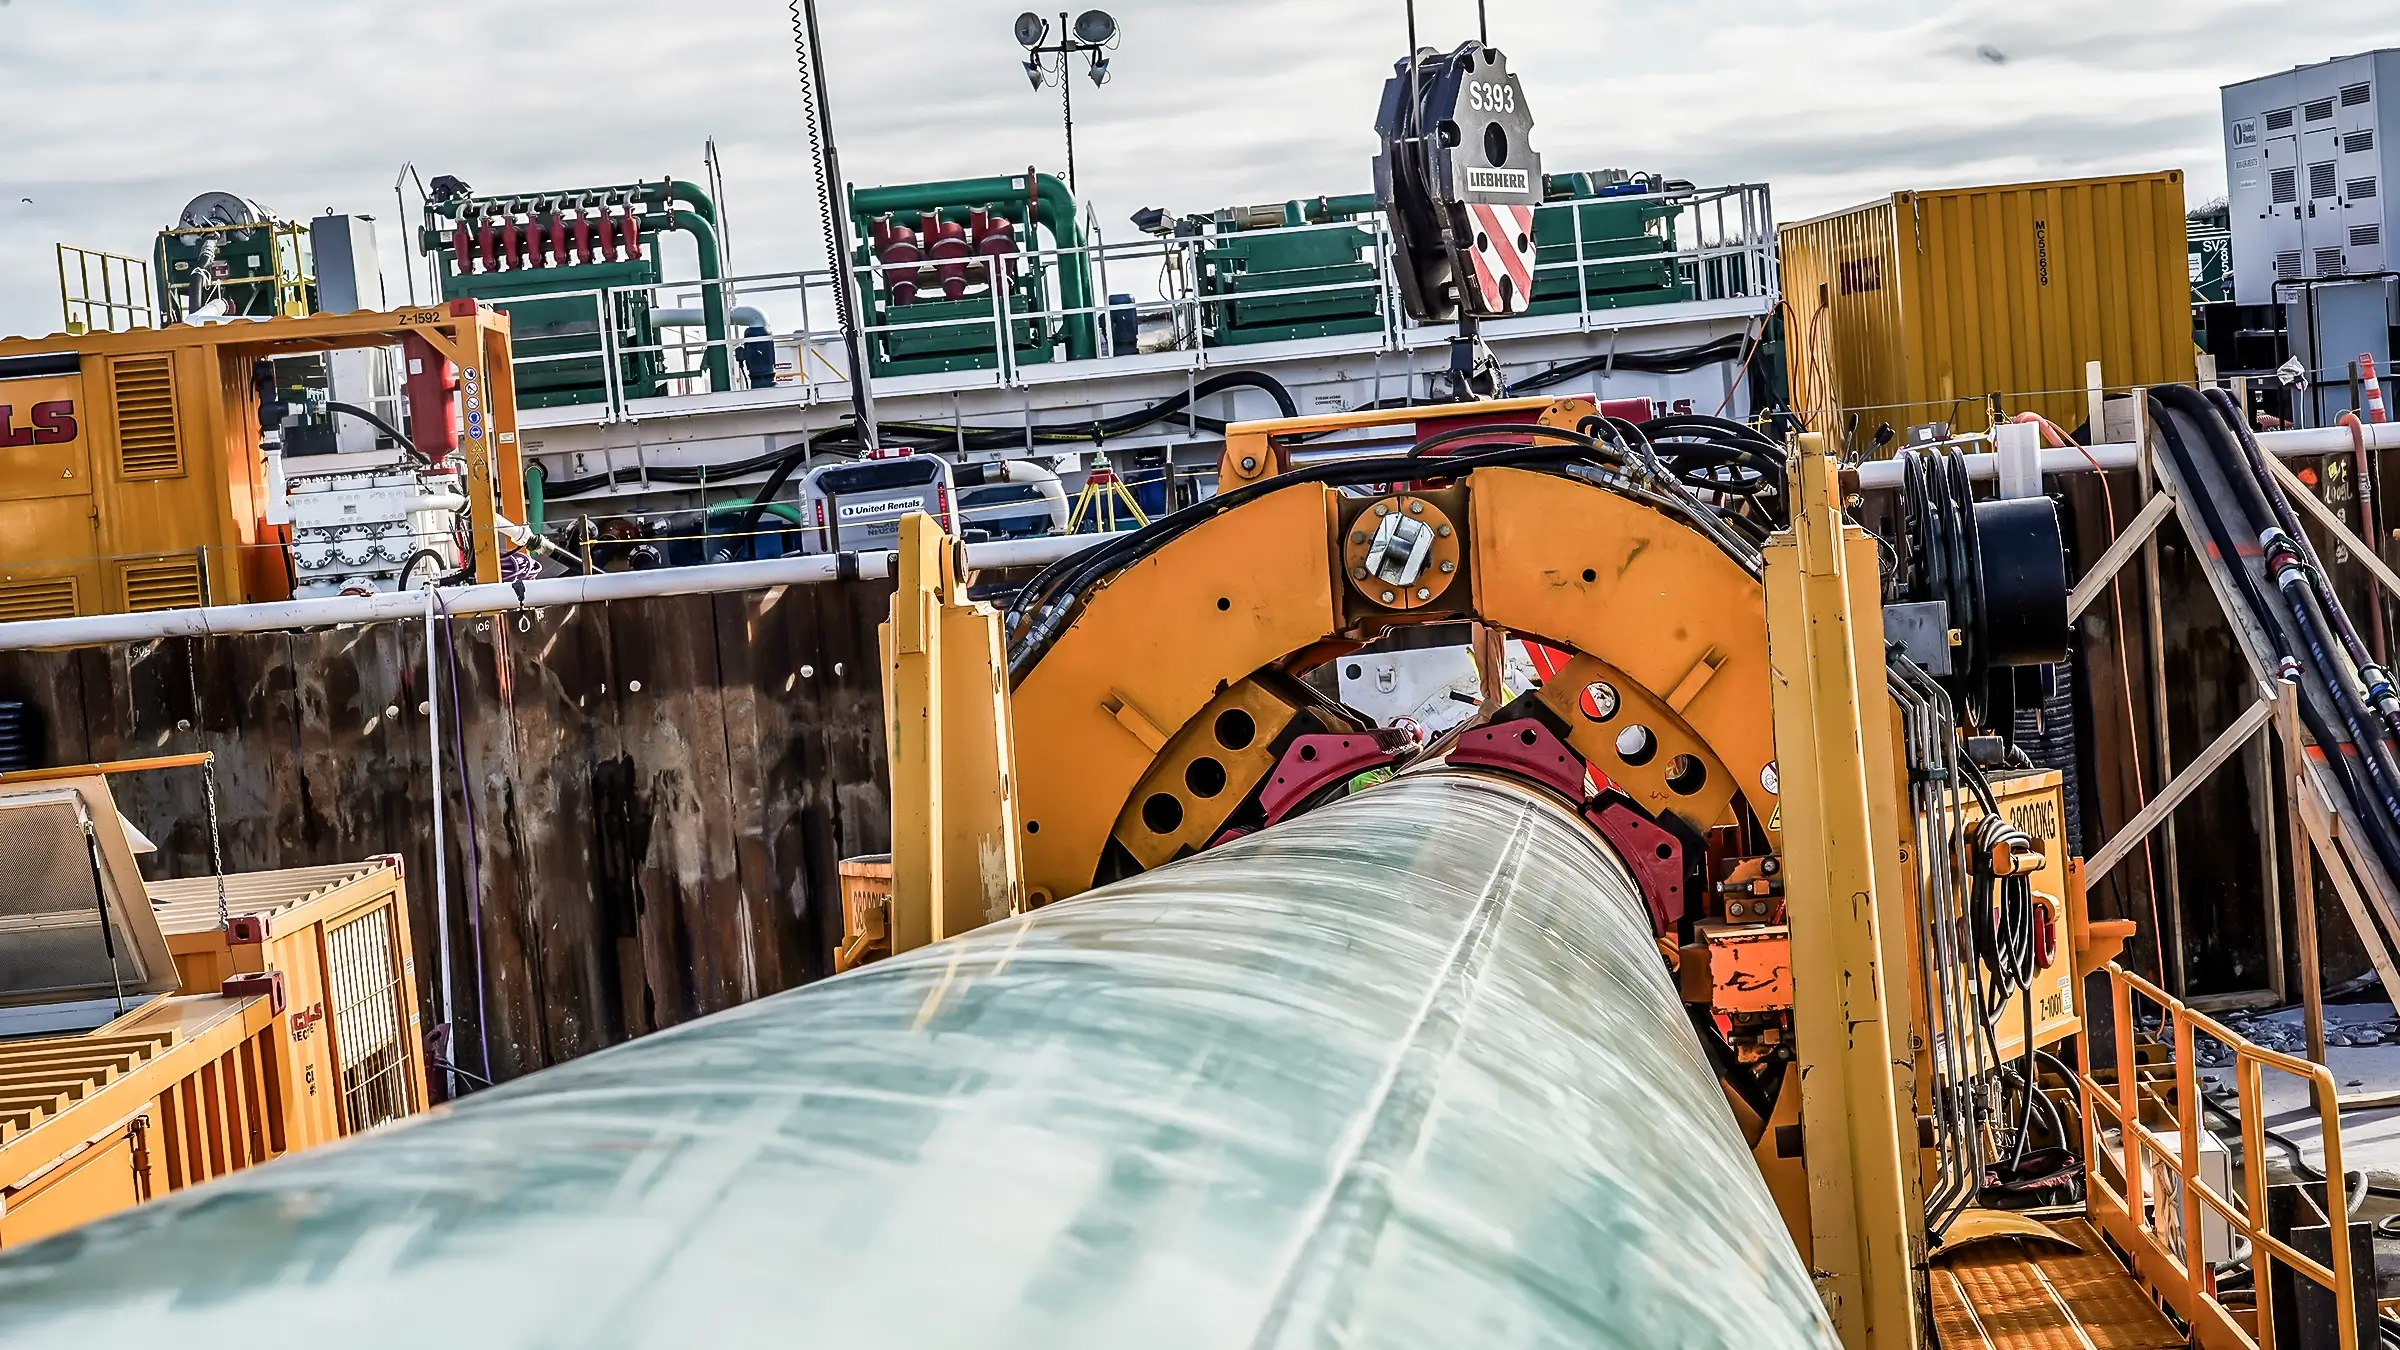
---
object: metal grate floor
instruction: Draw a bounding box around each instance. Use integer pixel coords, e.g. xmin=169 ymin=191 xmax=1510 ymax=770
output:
xmin=1931 ymin=1220 xmax=2185 ymax=1349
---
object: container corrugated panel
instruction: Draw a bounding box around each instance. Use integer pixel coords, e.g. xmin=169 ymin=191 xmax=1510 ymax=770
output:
xmin=1781 ymin=171 xmax=2195 ymax=443
xmin=150 ymin=859 xmax=426 ymax=1149
xmin=0 ymin=993 xmax=285 ymax=1248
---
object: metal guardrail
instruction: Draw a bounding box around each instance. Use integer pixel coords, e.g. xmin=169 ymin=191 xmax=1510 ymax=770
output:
xmin=482 ymin=184 xmax=1778 ymax=420
xmin=2078 ymin=962 xmax=2359 ymax=1350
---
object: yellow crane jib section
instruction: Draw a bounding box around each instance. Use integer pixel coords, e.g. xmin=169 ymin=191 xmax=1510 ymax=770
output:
xmin=1762 ymin=430 xmax=1921 ymax=1350
xmin=880 ymin=510 xmax=1024 ymax=956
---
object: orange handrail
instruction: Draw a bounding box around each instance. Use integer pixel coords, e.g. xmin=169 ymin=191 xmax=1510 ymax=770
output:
xmin=2078 ymin=962 xmax=2357 ymax=1349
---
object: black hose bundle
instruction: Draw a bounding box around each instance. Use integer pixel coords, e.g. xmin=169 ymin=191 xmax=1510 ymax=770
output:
xmin=1506 ymin=333 xmax=1753 ymax=394
xmin=540 ymin=370 xmax=1301 ymax=501
xmin=1624 ymin=413 xmax=1788 ymax=532
xmin=2147 ymin=384 xmax=2400 ymax=888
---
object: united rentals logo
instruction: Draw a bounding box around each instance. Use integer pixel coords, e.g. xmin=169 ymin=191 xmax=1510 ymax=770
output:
xmin=0 ymin=401 xmax=77 ymax=446
xmin=1465 ymin=168 xmax=1530 ymax=195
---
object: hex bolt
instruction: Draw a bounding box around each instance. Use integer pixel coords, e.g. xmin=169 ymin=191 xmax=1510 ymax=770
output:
xmin=1380 ymin=590 xmax=1396 ymax=603
xmin=1728 ymin=901 xmax=1746 ymax=918
xmin=1351 ymin=566 xmax=1368 ymax=579
xmin=1436 ymin=524 xmax=1452 ymax=537
xmin=1415 ymin=587 xmax=1430 ymax=600
xmin=1240 ymin=456 xmax=1257 ymax=473
xmin=1407 ymin=500 xmax=1424 ymax=515
xmin=1374 ymin=502 xmax=1390 ymax=515
xmin=1761 ymin=856 xmax=1781 ymax=876
xmin=1439 ymin=560 xmax=1456 ymax=574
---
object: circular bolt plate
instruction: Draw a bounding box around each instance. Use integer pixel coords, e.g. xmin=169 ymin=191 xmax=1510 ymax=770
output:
xmin=1340 ymin=495 xmax=1460 ymax=611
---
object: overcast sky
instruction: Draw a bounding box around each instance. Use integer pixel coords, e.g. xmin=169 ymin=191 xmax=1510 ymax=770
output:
xmin=0 ymin=0 xmax=2393 ymax=337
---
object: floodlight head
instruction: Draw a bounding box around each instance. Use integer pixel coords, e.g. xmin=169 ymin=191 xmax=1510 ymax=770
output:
xmin=1073 ymin=9 xmax=1118 ymax=46
xmin=1130 ymin=206 xmax=1170 ymax=235
xmin=1088 ymin=53 xmax=1111 ymax=86
xmin=1013 ymin=11 xmax=1049 ymax=48
xmin=1024 ymin=56 xmax=1045 ymax=89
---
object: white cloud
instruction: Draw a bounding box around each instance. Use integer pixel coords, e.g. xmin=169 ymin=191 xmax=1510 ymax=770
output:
xmin=0 ymin=0 xmax=2393 ymax=336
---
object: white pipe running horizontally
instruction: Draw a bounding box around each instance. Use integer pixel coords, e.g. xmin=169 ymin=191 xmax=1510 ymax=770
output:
xmin=1850 ymin=420 xmax=2400 ymax=491
xmin=0 ymin=534 xmax=1108 ymax=653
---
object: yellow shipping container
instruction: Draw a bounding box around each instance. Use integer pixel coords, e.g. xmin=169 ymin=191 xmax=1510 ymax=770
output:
xmin=1779 ymin=170 xmax=2195 ymax=445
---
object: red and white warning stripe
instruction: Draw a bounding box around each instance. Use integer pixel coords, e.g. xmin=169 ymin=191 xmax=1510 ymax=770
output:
xmin=2364 ymin=353 xmax=2389 ymax=424
xmin=1464 ymin=202 xmax=1536 ymax=315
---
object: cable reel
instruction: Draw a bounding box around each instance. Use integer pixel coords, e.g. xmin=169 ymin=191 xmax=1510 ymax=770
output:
xmin=1895 ymin=447 xmax=2069 ymax=725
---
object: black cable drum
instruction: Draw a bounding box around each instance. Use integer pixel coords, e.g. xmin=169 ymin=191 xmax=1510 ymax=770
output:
xmin=1971 ymin=497 xmax=2070 ymax=669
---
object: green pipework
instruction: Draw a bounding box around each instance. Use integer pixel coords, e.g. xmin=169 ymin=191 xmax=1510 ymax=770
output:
xmin=847 ymin=174 xmax=1096 ymax=361
xmin=672 ymin=209 xmax=733 ymax=393
xmin=524 ymin=460 xmax=546 ymax=536
xmin=421 ymin=179 xmax=733 ymax=397
xmin=1302 ymin=193 xmax=1382 ymax=223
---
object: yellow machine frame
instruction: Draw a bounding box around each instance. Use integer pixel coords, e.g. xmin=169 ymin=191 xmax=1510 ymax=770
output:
xmin=866 ymin=406 xmax=2201 ymax=1348
xmin=0 ymin=303 xmax=525 ymax=619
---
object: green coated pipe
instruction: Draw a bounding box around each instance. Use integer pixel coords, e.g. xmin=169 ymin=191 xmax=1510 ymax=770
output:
xmin=848 ymin=173 xmax=1096 ymax=360
xmin=0 ymin=775 xmax=1835 ymax=1347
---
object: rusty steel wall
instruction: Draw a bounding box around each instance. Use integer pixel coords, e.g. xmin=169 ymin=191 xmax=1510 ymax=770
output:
xmin=0 ymin=580 xmax=895 ymax=1084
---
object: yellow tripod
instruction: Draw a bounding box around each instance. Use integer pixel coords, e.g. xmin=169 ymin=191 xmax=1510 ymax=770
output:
xmin=1066 ymin=453 xmax=1151 ymax=533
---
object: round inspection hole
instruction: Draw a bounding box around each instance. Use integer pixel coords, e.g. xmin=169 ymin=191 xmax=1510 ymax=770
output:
xmin=1216 ymin=596 xmax=1231 ymax=611
xmin=1483 ymin=122 xmax=1510 ymax=167
xmin=1666 ymin=754 xmax=1708 ymax=796
xmin=1581 ymin=567 xmax=1597 ymax=583
xmin=1656 ymin=843 xmax=1675 ymax=860
xmin=1142 ymin=793 xmax=1185 ymax=836
xmin=1185 ymin=756 xmax=1229 ymax=800
xmin=1615 ymin=724 xmax=1658 ymax=767
xmin=1518 ymin=726 xmax=1540 ymax=746
xmin=1579 ymin=681 xmax=1619 ymax=722
xmin=1346 ymin=663 xmax=1365 ymax=681
xmin=1025 ymin=820 xmax=1040 ymax=835
xmin=1214 ymin=708 xmax=1257 ymax=751
xmin=1299 ymin=743 xmax=1320 ymax=763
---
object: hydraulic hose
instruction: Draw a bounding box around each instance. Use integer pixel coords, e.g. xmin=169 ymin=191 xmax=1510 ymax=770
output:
xmin=2206 ymin=385 xmax=2400 ymax=740
xmin=325 ymin=402 xmax=432 ymax=467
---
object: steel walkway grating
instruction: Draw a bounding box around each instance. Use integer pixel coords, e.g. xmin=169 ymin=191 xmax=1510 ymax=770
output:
xmin=1931 ymin=1220 xmax=2185 ymax=1349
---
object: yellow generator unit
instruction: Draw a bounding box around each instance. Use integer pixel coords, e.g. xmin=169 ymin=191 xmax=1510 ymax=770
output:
xmin=0 ymin=302 xmax=525 ymax=621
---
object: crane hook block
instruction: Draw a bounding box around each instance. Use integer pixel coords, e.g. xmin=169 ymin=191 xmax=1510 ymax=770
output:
xmin=1372 ymin=41 xmax=1543 ymax=324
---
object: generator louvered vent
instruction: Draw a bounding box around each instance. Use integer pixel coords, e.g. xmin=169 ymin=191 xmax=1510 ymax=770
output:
xmin=2313 ymin=162 xmax=2339 ymax=198
xmin=2318 ymin=247 xmax=2348 ymax=277
xmin=0 ymin=578 xmax=78 ymax=623
xmin=2307 ymin=98 xmax=2336 ymax=121
xmin=2344 ymin=82 xmax=2373 ymax=107
xmin=2356 ymin=224 xmax=2383 ymax=248
xmin=2272 ymin=168 xmax=2299 ymax=204
xmin=2353 ymin=177 xmax=2380 ymax=201
xmin=2348 ymin=130 xmax=2378 ymax=154
xmin=2276 ymin=250 xmax=2305 ymax=280
xmin=118 ymin=557 xmax=203 ymax=613
xmin=110 ymin=356 xmax=184 ymax=480
xmin=2266 ymin=107 xmax=2297 ymax=131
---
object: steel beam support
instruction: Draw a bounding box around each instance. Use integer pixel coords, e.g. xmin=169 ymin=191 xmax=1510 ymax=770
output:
xmin=1763 ymin=431 xmax=1920 ymax=1350
xmin=883 ymin=511 xmax=1024 ymax=955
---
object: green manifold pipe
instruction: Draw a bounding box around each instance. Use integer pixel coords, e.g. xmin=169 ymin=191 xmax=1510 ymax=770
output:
xmin=422 ymin=180 xmax=732 ymax=393
xmin=849 ymin=173 xmax=1098 ymax=361
xmin=0 ymin=774 xmax=1833 ymax=1348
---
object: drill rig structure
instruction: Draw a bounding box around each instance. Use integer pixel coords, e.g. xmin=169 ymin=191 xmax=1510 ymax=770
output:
xmin=0 ymin=36 xmax=2371 ymax=1350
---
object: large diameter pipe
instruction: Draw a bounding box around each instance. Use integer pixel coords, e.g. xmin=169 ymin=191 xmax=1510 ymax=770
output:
xmin=0 ymin=533 xmax=1107 ymax=653
xmin=1853 ymin=419 xmax=2400 ymax=490
xmin=0 ymin=775 xmax=1834 ymax=1348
